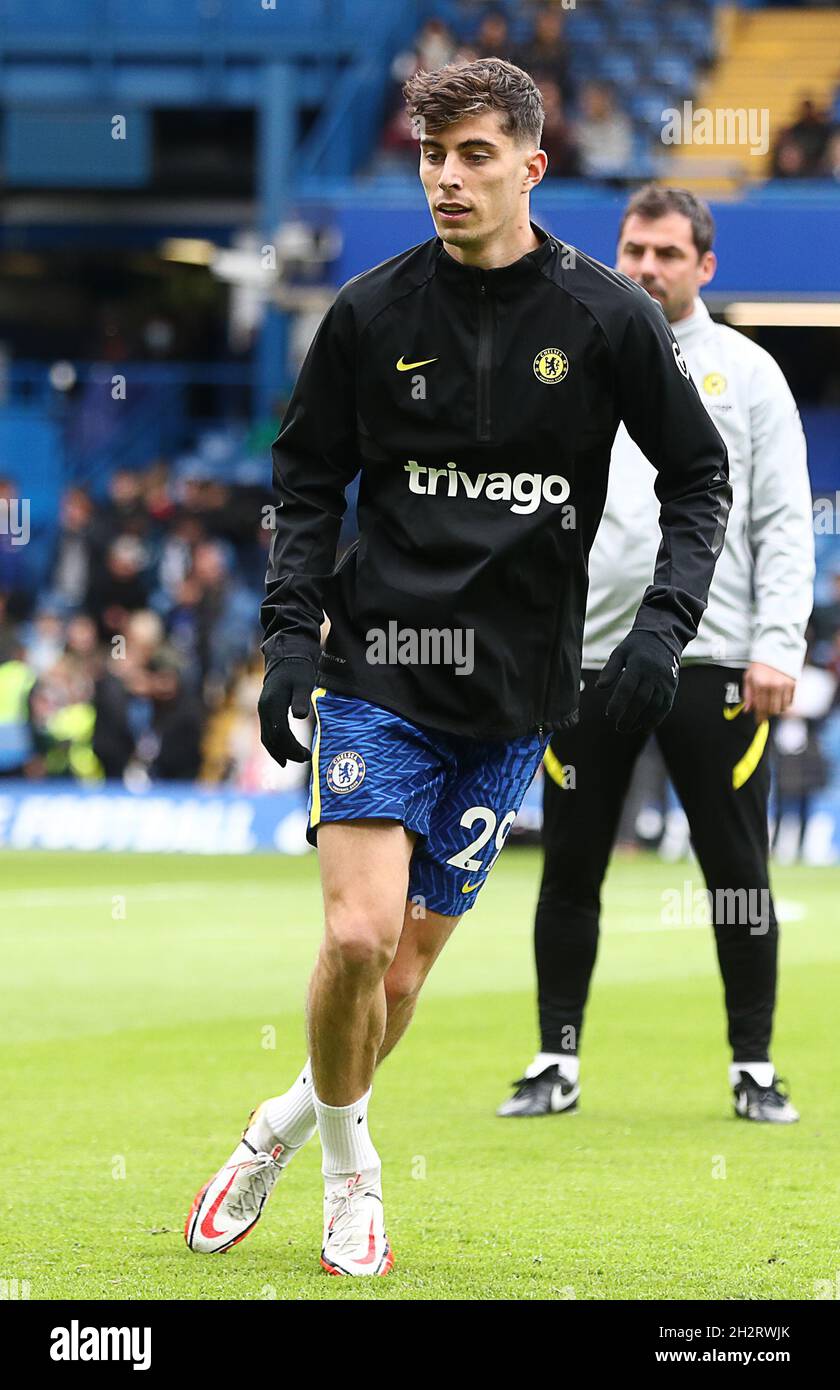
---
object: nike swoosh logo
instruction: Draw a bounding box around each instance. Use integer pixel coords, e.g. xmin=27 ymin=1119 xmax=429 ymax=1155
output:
xmin=200 ymin=1167 xmax=238 ymax=1240
xmin=356 ymin=1217 xmax=378 ymax=1266
xmin=396 ymin=356 xmax=438 ymax=371
xmin=723 ymin=702 xmax=744 ymax=721
xmin=461 ymin=880 xmax=482 ymax=894
xmin=551 ymin=1083 xmax=578 ymax=1112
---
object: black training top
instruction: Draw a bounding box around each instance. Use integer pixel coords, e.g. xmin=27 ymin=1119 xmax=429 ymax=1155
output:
xmin=261 ymin=222 xmax=731 ymax=739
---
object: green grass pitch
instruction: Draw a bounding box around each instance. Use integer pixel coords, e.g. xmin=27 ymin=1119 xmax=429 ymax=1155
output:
xmin=1 ymin=847 xmax=837 ymax=1301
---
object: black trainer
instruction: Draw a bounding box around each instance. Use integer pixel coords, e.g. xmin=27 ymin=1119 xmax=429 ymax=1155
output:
xmin=733 ymin=1070 xmax=799 ymax=1124
xmin=496 ymin=1064 xmax=580 ymax=1118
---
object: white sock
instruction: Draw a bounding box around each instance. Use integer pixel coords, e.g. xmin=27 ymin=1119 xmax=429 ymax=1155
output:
xmin=730 ymin=1061 xmax=774 ymax=1088
xmin=248 ymin=1062 xmax=317 ymax=1165
xmin=314 ymin=1087 xmax=380 ymax=1180
xmin=526 ymin=1051 xmax=580 ymax=1084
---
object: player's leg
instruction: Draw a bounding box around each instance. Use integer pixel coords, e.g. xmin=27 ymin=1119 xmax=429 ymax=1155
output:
xmin=380 ymin=899 xmax=461 ymax=1060
xmin=186 ymin=691 xmax=448 ymax=1261
xmin=656 ymin=666 xmax=797 ymax=1122
xmin=247 ymin=831 xmax=454 ymax=1188
xmin=310 ymin=819 xmax=425 ymax=1276
xmin=315 ymin=877 xmax=463 ymax=1276
xmin=308 ymin=819 xmax=414 ymax=1102
xmin=498 ymin=674 xmax=645 ymax=1116
xmin=250 ymin=893 xmax=458 ymax=1176
xmin=260 ymin=895 xmax=460 ymax=1122
xmin=306 ymin=693 xmax=470 ymax=1274
xmin=404 ymin=719 xmax=565 ymax=1107
xmin=186 ymin=865 xmax=460 ymax=1261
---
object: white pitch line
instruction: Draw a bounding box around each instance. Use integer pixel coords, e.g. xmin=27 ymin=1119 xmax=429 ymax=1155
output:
xmin=0 ymin=882 xmax=808 ymax=933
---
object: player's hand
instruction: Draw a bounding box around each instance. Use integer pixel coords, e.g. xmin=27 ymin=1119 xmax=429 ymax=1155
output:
xmin=257 ymin=656 xmax=316 ymax=766
xmin=743 ymin=662 xmax=795 ymax=722
xmin=597 ymin=630 xmax=680 ymax=735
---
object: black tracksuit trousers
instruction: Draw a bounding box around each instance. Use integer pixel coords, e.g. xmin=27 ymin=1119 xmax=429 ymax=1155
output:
xmin=536 ymin=665 xmax=778 ymax=1062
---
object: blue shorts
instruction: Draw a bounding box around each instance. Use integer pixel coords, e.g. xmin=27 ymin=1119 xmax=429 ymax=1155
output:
xmin=307 ymin=689 xmax=548 ymax=917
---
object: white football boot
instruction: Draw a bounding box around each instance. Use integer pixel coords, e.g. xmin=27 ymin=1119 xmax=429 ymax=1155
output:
xmin=320 ymin=1172 xmax=394 ymax=1277
xmin=496 ymin=1063 xmax=580 ymax=1117
xmin=732 ymin=1071 xmax=800 ymax=1124
xmin=185 ymin=1103 xmax=285 ymax=1254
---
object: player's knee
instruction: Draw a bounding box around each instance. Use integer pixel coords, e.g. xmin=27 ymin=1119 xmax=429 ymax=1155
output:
xmin=384 ymin=960 xmax=424 ymax=1005
xmin=324 ymin=913 xmax=399 ymax=978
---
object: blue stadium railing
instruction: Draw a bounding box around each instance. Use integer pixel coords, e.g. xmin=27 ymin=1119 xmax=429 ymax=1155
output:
xmin=4 ymin=361 xmax=252 ymax=489
xmin=0 ymin=0 xmax=399 ymax=38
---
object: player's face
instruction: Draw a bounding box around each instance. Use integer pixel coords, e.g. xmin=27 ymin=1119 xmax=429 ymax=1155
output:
xmin=616 ymin=211 xmax=716 ymax=323
xmin=419 ymin=111 xmax=543 ymax=251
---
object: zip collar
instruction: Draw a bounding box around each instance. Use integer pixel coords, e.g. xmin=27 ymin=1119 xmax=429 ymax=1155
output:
xmin=433 ymin=221 xmax=557 ymax=298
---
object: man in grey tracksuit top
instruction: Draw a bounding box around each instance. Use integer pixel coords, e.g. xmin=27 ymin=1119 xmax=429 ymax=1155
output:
xmin=500 ymin=185 xmax=814 ymax=1125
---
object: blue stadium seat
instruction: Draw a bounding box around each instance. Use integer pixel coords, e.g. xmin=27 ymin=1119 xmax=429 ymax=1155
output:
xmin=569 ymin=48 xmax=599 ymax=82
xmin=627 ymin=89 xmax=670 ymax=130
xmin=666 ymin=13 xmax=716 ymax=61
xmin=597 ymin=52 xmax=643 ymax=88
xmin=647 ymin=0 xmax=715 ymax=9
xmin=508 ymin=15 xmax=534 ymax=45
xmin=650 ymin=54 xmax=696 ymax=91
xmin=566 ymin=12 xmax=611 ymax=48
xmin=630 ymin=132 xmax=659 ymax=179
xmin=613 ymin=14 xmax=661 ymax=49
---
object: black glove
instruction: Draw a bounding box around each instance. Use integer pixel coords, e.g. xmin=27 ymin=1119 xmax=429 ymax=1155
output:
xmin=596 ymin=630 xmax=680 ymax=735
xmin=258 ymin=656 xmax=316 ymax=767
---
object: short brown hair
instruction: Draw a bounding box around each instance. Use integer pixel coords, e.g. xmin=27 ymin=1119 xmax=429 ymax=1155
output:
xmin=619 ymin=183 xmax=716 ymax=258
xmin=403 ymin=58 xmax=544 ymax=147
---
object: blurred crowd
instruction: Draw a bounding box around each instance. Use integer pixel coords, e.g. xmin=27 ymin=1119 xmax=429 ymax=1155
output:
xmin=772 ymin=96 xmax=840 ymax=180
xmin=0 ymin=462 xmax=310 ymax=792
xmin=377 ymin=6 xmax=633 ymax=181
xmin=3 ymin=456 xmax=840 ymax=865
xmin=377 ymin=4 xmax=840 ymax=185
